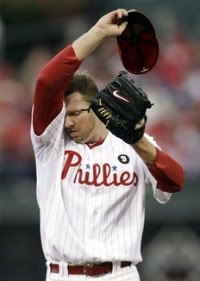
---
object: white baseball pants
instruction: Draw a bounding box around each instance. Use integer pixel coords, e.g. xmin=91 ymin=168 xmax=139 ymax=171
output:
xmin=46 ymin=262 xmax=140 ymax=281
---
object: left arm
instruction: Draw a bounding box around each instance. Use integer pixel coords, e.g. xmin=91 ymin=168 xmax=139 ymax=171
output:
xmin=132 ymin=135 xmax=185 ymax=193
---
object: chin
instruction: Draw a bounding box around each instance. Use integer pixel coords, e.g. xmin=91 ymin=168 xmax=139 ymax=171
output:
xmin=68 ymin=131 xmax=89 ymax=144
xmin=72 ymin=136 xmax=85 ymax=144
xmin=73 ymin=139 xmax=82 ymax=144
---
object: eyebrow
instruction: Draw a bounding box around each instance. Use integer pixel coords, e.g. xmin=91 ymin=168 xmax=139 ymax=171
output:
xmin=66 ymin=108 xmax=90 ymax=114
xmin=67 ymin=110 xmax=81 ymax=113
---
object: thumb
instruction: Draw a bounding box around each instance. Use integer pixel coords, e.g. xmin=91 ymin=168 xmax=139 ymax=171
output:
xmin=117 ymin=21 xmax=128 ymax=35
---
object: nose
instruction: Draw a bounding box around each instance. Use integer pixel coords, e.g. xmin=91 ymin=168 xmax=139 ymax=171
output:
xmin=64 ymin=115 xmax=74 ymax=129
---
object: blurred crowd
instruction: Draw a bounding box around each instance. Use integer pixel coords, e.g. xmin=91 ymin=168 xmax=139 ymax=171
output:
xmin=0 ymin=12 xmax=199 ymax=184
xmin=141 ymin=226 xmax=200 ymax=281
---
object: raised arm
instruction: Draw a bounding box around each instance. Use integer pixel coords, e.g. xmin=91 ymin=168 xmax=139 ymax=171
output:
xmin=72 ymin=9 xmax=128 ymax=60
xmin=33 ymin=9 xmax=128 ymax=135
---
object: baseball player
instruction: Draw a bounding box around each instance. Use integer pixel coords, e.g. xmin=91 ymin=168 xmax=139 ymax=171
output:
xmin=31 ymin=8 xmax=184 ymax=281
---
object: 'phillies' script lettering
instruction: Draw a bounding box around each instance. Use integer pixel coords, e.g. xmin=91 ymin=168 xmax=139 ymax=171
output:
xmin=61 ymin=150 xmax=138 ymax=187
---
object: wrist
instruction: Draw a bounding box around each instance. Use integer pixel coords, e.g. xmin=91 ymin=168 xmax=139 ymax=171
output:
xmin=133 ymin=135 xmax=146 ymax=146
xmin=90 ymin=25 xmax=107 ymax=41
xmin=132 ymin=136 xmax=156 ymax=164
xmin=72 ymin=26 xmax=106 ymax=60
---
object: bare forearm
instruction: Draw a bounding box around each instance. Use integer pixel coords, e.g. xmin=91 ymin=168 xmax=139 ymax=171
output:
xmin=72 ymin=27 xmax=105 ymax=60
xmin=132 ymin=135 xmax=156 ymax=164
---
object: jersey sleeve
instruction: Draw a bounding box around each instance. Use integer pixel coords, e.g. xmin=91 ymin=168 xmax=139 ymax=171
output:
xmin=31 ymin=44 xmax=82 ymax=162
xmin=143 ymin=162 xmax=172 ymax=204
xmin=32 ymin=44 xmax=82 ymax=136
xmin=31 ymin=104 xmax=66 ymax=162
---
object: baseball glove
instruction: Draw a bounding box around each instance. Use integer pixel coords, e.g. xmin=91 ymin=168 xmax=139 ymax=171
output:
xmin=91 ymin=71 xmax=153 ymax=144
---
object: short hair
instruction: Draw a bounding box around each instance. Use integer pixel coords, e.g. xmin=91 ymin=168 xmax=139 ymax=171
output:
xmin=65 ymin=71 xmax=98 ymax=103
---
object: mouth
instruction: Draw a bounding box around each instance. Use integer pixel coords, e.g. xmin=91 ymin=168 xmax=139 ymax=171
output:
xmin=68 ymin=131 xmax=86 ymax=143
xmin=68 ymin=131 xmax=81 ymax=141
xmin=68 ymin=130 xmax=78 ymax=136
xmin=65 ymin=129 xmax=84 ymax=143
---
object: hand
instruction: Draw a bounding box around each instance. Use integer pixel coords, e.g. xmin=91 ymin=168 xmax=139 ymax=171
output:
xmin=94 ymin=9 xmax=129 ymax=38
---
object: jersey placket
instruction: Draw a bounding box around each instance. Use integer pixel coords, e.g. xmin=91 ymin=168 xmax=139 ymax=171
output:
xmin=84 ymin=189 xmax=102 ymax=258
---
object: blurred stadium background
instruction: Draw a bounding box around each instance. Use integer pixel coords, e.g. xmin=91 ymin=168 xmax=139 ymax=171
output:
xmin=0 ymin=0 xmax=200 ymax=280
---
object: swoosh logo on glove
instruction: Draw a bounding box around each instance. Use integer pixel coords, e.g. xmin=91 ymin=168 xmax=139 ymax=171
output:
xmin=113 ymin=90 xmax=129 ymax=103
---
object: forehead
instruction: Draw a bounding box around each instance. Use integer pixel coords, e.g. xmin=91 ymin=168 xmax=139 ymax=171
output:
xmin=65 ymin=92 xmax=89 ymax=110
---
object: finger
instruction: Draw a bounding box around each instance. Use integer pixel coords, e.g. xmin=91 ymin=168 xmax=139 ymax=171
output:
xmin=114 ymin=17 xmax=128 ymax=28
xmin=117 ymin=9 xmax=123 ymax=19
xmin=121 ymin=9 xmax=128 ymax=17
xmin=116 ymin=9 xmax=128 ymax=18
xmin=118 ymin=21 xmax=128 ymax=33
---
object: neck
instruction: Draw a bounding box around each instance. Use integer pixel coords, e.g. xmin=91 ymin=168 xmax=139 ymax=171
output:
xmin=87 ymin=120 xmax=108 ymax=144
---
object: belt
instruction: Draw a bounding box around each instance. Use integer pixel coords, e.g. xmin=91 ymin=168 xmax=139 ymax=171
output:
xmin=50 ymin=261 xmax=132 ymax=277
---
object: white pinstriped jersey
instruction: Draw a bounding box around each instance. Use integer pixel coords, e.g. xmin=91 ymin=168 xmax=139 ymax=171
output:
xmin=31 ymin=104 xmax=171 ymax=265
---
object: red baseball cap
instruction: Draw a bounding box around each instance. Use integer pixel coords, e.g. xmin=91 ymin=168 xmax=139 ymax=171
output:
xmin=117 ymin=10 xmax=159 ymax=74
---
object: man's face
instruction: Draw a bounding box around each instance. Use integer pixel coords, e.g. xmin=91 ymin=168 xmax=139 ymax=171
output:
xmin=64 ymin=92 xmax=96 ymax=143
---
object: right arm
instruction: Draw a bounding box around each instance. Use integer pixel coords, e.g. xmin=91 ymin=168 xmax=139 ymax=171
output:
xmin=72 ymin=9 xmax=128 ymax=60
xmin=33 ymin=9 xmax=128 ymax=135
xmin=33 ymin=45 xmax=81 ymax=135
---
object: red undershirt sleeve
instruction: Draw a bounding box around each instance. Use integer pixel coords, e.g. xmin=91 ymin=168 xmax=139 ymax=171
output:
xmin=33 ymin=44 xmax=82 ymax=136
xmin=147 ymin=147 xmax=185 ymax=193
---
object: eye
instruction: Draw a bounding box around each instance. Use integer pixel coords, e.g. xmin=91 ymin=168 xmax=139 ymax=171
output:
xmin=73 ymin=111 xmax=81 ymax=116
xmin=67 ymin=111 xmax=80 ymax=117
xmin=67 ymin=108 xmax=90 ymax=116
